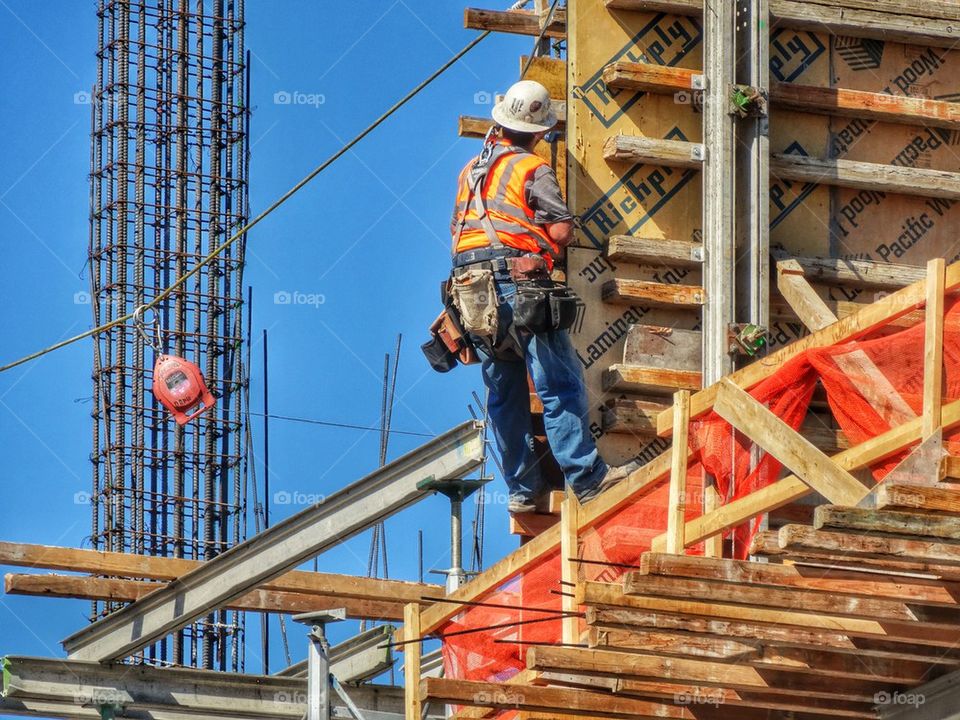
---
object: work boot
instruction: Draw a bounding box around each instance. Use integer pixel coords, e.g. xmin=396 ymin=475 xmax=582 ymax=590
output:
xmin=576 ymin=461 xmax=642 ymax=504
xmin=508 ymin=496 xmax=538 ymax=514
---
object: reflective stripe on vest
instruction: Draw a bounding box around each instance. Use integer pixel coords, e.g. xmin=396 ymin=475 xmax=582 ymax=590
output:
xmin=453 ymin=147 xmax=560 ymax=267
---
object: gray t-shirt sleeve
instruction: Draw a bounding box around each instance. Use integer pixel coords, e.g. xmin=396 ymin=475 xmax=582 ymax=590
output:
xmin=526 ymin=164 xmax=573 ymax=225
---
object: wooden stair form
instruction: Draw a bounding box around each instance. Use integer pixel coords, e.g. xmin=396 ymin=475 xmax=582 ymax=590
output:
xmin=602 ymin=364 xmax=702 ymax=395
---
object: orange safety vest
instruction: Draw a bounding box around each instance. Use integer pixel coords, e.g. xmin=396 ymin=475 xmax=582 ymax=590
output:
xmin=452 ymin=142 xmax=561 ymax=269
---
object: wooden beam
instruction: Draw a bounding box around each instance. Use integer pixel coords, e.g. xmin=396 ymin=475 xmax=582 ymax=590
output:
xmin=639 ymin=552 xmax=960 ymax=608
xmin=702 ymin=482 xmax=723 ymax=558
xmin=605 ymin=235 xmax=703 ymax=268
xmin=712 ymin=379 xmax=869 ymax=506
xmin=924 ymin=258 xmax=946 ymax=439
xmin=602 ymin=60 xmax=960 ymax=130
xmin=560 ymin=492 xmax=581 ymax=644
xmin=589 ymin=626 xmax=933 ymax=684
xmin=3 ymin=573 xmax=403 ymax=620
xmin=421 ymin=677 xmax=696 ymax=719
xmin=464 ymin=8 xmax=565 ymax=37
xmin=604 ymin=0 xmax=960 ymax=49
xmin=776 ymin=259 xmax=837 ymax=331
xmin=623 ymin=572 xmax=960 ymax=628
xmin=527 ymin=645 xmax=891 ymax=702
xmin=583 ymin=580 xmax=960 ymax=647
xmin=510 ymin=512 xmax=560 ymax=538
xmin=0 ymin=541 xmax=437 ymax=604
xmin=876 ymin=482 xmax=960 ymax=513
xmin=769 ymin=252 xmax=927 ymax=291
xmin=778 ymin=524 xmax=960 ymax=567
xmin=601 ymin=278 xmax=704 ymax=308
xmin=814 ymin=505 xmax=960 ymax=541
xmin=751 ymin=529 xmax=960 ymax=580
xmin=658 ymin=259 xmax=960 ymax=437
xmin=586 ymin=605 xmax=960 ymax=665
xmin=666 ymin=391 xmax=690 ymax=554
xmin=601 ymin=398 xmax=669 ymax=435
xmin=602 ymin=365 xmax=702 ymax=395
xmin=404 ymin=603 xmax=422 ymax=720
xmin=603 ymin=135 xmax=702 ymax=169
xmin=773 ymin=153 xmax=960 ymax=200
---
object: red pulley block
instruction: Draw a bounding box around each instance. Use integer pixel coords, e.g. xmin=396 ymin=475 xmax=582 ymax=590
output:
xmin=152 ymin=353 xmax=216 ymax=425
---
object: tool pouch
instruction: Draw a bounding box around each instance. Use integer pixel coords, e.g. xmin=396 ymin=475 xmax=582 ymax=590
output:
xmin=450 ymin=268 xmax=499 ymax=338
xmin=513 ymin=282 xmax=580 ymax=334
xmin=421 ymin=309 xmax=479 ymax=373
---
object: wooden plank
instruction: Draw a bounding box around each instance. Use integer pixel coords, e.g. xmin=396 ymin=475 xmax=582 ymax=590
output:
xmin=876 ymin=482 xmax=960 ymax=513
xmin=751 ymin=529 xmax=960 ymax=580
xmin=623 ymin=572 xmax=960 ymax=628
xmin=404 ymin=603 xmax=422 ymax=720
xmin=772 ymin=153 xmax=960 ymax=200
xmin=814 ymin=505 xmax=960 ymax=541
xmin=581 ymin=580 xmax=960 ymax=647
xmin=605 ymin=0 xmax=960 ymax=49
xmin=510 ymin=512 xmax=560 ymax=537
xmin=702 ymin=482 xmax=723 ymax=558
xmin=602 ymin=135 xmax=701 ymax=169
xmin=421 ymin=677 xmax=698 ymax=719
xmin=777 ymin=259 xmax=838 ymax=331
xmin=924 ymin=258 xmax=946 ymax=439
xmin=586 ymin=606 xmax=960 ymax=664
xmin=666 ymin=391 xmax=690 ymax=554
xmin=520 ymin=55 xmax=567 ymax=98
xmin=3 ymin=573 xmax=404 ymax=619
xmin=658 ymin=260 xmax=960 ymax=437
xmin=589 ymin=626 xmax=932 ymax=683
xmin=769 ymin=253 xmax=927 ymax=291
xmin=779 ymin=524 xmax=960 ymax=566
xmin=0 ymin=541 xmax=437 ymax=604
xmin=771 ymin=81 xmax=960 ymax=131
xmin=605 ymin=235 xmax=703 ymax=268
xmin=639 ymin=551 xmax=960 ymax=607
xmin=603 ymin=61 xmax=960 ymax=130
xmin=712 ymin=379 xmax=869 ymax=506
xmin=601 ymin=398 xmax=669 ymax=435
xmin=601 ymin=278 xmax=704 ymax=308
xmin=602 ymin=365 xmax=702 ymax=395
xmin=560 ymin=492 xmax=581 ymax=644
xmin=527 ymin=645 xmax=892 ymax=702
xmin=464 ymin=8 xmax=565 ymax=37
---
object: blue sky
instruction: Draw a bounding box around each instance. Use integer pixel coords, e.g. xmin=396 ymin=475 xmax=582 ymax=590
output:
xmin=0 ymin=0 xmax=535 ymax=696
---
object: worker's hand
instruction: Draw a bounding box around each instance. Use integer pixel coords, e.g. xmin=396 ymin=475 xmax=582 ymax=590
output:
xmin=545 ymin=220 xmax=574 ymax=248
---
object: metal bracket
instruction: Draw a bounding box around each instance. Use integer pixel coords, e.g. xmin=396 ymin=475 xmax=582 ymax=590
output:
xmin=727 ymin=323 xmax=768 ymax=356
xmin=690 ymin=144 xmax=706 ymax=162
xmin=691 ymin=245 xmax=705 ymax=263
xmin=691 ymin=74 xmax=707 ymax=90
xmin=729 ymin=84 xmax=768 ymax=118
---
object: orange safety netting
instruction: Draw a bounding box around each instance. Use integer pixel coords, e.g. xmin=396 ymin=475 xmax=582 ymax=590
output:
xmin=443 ymin=298 xmax=960 ymax=695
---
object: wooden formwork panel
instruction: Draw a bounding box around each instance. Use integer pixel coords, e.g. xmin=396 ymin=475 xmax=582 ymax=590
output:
xmin=565 ymin=0 xmax=960 ymax=463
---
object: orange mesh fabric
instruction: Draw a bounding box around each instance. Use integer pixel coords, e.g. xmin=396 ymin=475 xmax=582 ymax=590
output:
xmin=442 ymin=300 xmax=960 ymax=689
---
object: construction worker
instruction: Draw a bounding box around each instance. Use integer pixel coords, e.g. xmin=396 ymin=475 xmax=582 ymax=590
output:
xmin=449 ymin=80 xmax=635 ymax=514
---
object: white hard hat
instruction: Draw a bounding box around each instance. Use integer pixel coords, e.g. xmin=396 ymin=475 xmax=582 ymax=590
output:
xmin=492 ymin=80 xmax=557 ymax=133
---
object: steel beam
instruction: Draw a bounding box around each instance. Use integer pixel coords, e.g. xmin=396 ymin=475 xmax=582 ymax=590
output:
xmin=62 ymin=421 xmax=485 ymax=662
xmin=276 ymin=625 xmax=396 ymax=684
xmin=1 ymin=656 xmax=445 ymax=720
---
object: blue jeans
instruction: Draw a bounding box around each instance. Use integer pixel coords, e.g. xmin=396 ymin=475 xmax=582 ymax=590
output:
xmin=476 ymin=277 xmax=607 ymax=501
